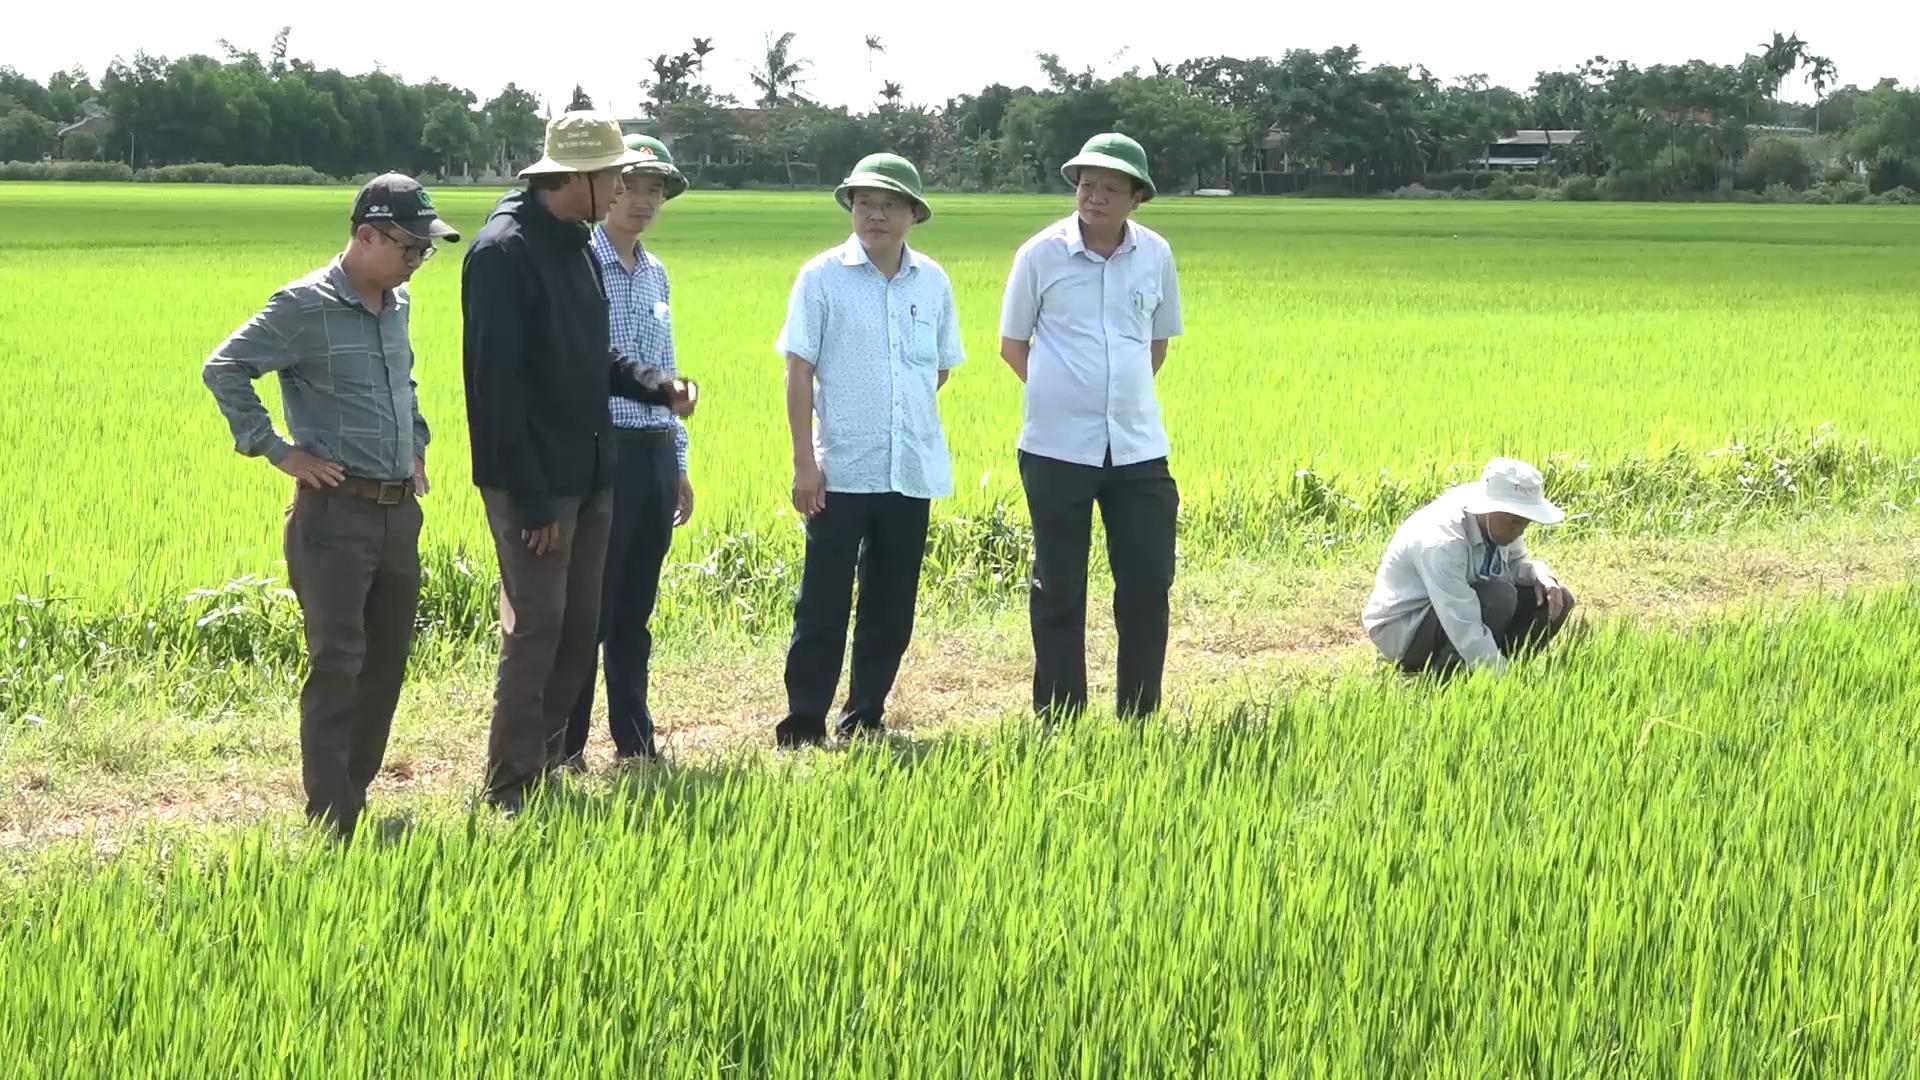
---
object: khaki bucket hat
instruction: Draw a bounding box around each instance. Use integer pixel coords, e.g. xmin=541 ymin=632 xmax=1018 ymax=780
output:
xmin=519 ymin=111 xmax=648 ymax=177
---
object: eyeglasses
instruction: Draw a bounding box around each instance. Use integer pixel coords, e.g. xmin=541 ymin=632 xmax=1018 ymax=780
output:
xmin=379 ymin=228 xmax=437 ymax=262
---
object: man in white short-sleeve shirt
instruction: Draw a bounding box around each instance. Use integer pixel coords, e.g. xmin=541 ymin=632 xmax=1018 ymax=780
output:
xmin=774 ymin=153 xmax=964 ymax=748
xmin=998 ymin=132 xmax=1184 ymax=720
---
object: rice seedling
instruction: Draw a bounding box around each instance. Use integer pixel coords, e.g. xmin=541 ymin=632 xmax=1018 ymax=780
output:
xmin=2 ymin=185 xmax=1916 ymax=633
xmin=2 ymin=588 xmax=1914 ymax=1076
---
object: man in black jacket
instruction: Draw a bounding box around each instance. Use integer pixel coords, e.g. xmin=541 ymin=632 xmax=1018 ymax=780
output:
xmin=462 ymin=110 xmax=698 ymax=811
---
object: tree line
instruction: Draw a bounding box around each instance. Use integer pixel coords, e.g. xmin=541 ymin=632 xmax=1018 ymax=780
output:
xmin=3 ymin=29 xmax=1918 ymax=196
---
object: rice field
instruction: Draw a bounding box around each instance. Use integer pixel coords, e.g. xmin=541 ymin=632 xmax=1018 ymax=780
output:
xmin=4 ymin=588 xmax=1917 ymax=1075
xmin=4 ymin=185 xmax=1920 ymax=1073
xmin=2 ymin=184 xmax=1918 ymax=621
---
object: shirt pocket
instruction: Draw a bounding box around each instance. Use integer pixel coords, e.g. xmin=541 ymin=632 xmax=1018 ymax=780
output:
xmin=908 ymin=309 xmax=940 ymax=367
xmin=652 ymin=299 xmax=672 ymax=329
xmin=1117 ymin=285 xmax=1162 ymax=343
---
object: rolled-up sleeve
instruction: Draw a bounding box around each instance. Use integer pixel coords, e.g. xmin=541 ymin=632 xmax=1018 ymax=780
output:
xmin=1413 ymin=538 xmax=1507 ymax=673
xmin=203 ymin=290 xmax=303 ymax=465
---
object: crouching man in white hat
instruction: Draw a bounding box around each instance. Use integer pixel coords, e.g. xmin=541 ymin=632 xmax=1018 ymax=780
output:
xmin=1362 ymin=457 xmax=1576 ymax=675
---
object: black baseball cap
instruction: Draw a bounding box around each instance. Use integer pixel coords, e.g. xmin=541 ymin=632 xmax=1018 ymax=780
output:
xmin=351 ymin=173 xmax=460 ymax=242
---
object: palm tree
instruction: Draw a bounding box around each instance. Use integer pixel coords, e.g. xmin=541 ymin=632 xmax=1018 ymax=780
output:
xmin=879 ymin=81 xmax=903 ymax=110
xmin=750 ymin=31 xmax=811 ymax=108
xmin=1807 ymin=55 xmax=1838 ymax=134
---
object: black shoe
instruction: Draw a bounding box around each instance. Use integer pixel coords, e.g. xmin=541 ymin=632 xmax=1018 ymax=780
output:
xmin=775 ymin=718 xmax=828 ymax=750
xmin=837 ymin=720 xmax=886 ymax=742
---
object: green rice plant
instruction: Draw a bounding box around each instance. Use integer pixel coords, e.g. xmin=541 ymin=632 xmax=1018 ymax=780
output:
xmin=2 ymin=587 xmax=1915 ymax=1075
xmin=2 ymin=186 xmax=1918 ymax=627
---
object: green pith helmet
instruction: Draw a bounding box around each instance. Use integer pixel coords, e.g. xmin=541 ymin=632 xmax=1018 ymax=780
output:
xmin=1061 ymin=132 xmax=1157 ymax=201
xmin=621 ymin=134 xmax=689 ymax=200
xmin=834 ymin=152 xmax=932 ymax=223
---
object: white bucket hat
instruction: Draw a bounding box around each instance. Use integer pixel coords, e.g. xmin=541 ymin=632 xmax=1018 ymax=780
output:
xmin=519 ymin=111 xmax=648 ymax=177
xmin=1463 ymin=457 xmax=1564 ymax=524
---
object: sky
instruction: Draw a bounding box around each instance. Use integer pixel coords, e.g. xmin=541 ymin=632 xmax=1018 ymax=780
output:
xmin=8 ymin=2 xmax=1913 ymax=115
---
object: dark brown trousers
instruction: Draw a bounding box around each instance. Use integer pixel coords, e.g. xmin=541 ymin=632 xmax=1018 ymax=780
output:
xmin=480 ymin=487 xmax=614 ymax=806
xmin=284 ymin=485 xmax=423 ymax=840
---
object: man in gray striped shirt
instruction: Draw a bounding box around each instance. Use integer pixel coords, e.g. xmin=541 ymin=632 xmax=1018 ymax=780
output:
xmin=203 ymin=174 xmax=459 ymax=842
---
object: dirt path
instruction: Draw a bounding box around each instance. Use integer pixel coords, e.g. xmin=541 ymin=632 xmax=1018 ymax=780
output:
xmin=5 ymin=521 xmax=1916 ymax=853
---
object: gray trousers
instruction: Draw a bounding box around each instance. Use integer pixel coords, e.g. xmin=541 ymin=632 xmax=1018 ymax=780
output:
xmin=1399 ymin=577 xmax=1576 ymax=675
xmin=480 ymin=487 xmax=614 ymax=806
xmin=284 ymin=486 xmax=423 ymax=839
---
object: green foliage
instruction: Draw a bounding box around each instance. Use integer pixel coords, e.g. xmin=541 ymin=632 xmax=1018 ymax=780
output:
xmin=4 ymin=589 xmax=1920 ymax=1073
xmin=479 ymin=83 xmax=543 ymax=173
xmin=1809 ymin=179 xmax=1870 ymax=204
xmin=57 ymin=129 xmax=104 ymax=161
xmin=1867 ymin=156 xmax=1920 ymax=194
xmin=0 ymin=108 xmax=56 ymax=162
xmin=1738 ymin=137 xmax=1813 ymax=191
xmin=1420 ymin=169 xmax=1499 ymax=192
xmin=0 ymin=160 xmax=133 ymax=181
xmin=4 ymin=33 xmax=1916 ymax=200
xmin=134 ymin=162 xmax=333 ymax=184
xmin=4 ymin=187 xmax=1920 ymax=690
xmin=1562 ymin=175 xmax=1599 ymax=200
xmin=1848 ymin=82 xmax=1920 ymax=169
xmin=420 ymin=100 xmax=479 ymax=174
xmin=0 ymin=66 xmax=56 ymax=120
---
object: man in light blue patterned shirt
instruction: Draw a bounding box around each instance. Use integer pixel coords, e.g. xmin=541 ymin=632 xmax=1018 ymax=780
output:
xmin=566 ymin=135 xmax=694 ymax=764
xmin=774 ymin=152 xmax=964 ymax=748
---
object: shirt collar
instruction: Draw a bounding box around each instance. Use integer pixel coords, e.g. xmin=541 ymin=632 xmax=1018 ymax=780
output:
xmin=1059 ymin=215 xmax=1138 ymax=259
xmin=838 ymin=234 xmax=921 ymax=273
xmin=325 ymin=256 xmax=393 ymax=315
xmin=590 ymin=225 xmax=646 ymax=272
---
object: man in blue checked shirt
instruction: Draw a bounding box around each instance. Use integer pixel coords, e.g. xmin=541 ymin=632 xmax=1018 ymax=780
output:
xmin=775 ymin=153 xmax=964 ymax=749
xmin=565 ymin=135 xmax=695 ymax=764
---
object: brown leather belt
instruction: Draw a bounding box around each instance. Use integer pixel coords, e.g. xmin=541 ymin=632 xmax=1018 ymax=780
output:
xmin=332 ymin=476 xmax=416 ymax=505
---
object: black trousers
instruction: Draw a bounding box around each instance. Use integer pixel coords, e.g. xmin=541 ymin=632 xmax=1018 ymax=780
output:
xmin=778 ymin=492 xmax=931 ymax=744
xmin=1399 ymin=577 xmax=1578 ymax=675
xmin=568 ymin=431 xmax=678 ymax=760
xmin=1019 ymin=451 xmax=1180 ymax=720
